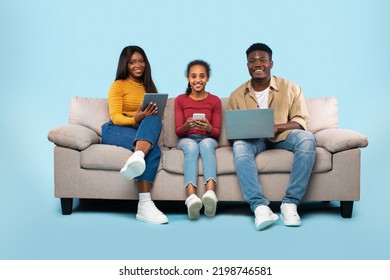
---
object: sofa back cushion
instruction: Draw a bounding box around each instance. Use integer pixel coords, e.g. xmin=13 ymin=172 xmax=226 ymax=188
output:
xmin=68 ymin=95 xmax=339 ymax=146
xmin=69 ymin=96 xmax=110 ymax=136
xmin=162 ymin=98 xmax=178 ymax=148
xmin=69 ymin=96 xmax=164 ymax=146
xmin=218 ymin=98 xmax=230 ymax=147
xmin=162 ymin=97 xmax=231 ymax=148
xmin=306 ymin=96 xmax=338 ymax=133
xmin=162 ymin=96 xmax=339 ymax=147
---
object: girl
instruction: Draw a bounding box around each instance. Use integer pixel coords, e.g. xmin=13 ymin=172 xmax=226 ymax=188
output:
xmin=174 ymin=60 xmax=222 ymax=219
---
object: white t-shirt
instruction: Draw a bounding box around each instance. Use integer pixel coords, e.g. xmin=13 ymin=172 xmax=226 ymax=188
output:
xmin=254 ymin=87 xmax=269 ymax=109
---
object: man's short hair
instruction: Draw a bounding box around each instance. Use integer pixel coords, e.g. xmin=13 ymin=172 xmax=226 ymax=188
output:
xmin=246 ymin=43 xmax=273 ymax=60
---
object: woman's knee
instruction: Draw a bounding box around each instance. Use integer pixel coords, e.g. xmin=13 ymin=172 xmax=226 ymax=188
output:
xmin=143 ymin=115 xmax=162 ymax=131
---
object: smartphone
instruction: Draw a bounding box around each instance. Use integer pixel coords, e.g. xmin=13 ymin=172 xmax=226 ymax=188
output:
xmin=193 ymin=113 xmax=205 ymax=119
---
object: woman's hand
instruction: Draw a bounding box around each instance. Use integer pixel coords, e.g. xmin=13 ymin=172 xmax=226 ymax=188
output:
xmin=134 ymin=102 xmax=157 ymax=123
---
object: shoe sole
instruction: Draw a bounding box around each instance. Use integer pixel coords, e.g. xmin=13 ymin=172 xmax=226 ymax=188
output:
xmin=120 ymin=161 xmax=145 ymax=180
xmin=255 ymin=214 xmax=279 ymax=231
xmin=280 ymin=215 xmax=301 ymax=227
xmin=136 ymin=214 xmax=169 ymax=224
xmin=202 ymin=196 xmax=217 ymax=217
xmin=188 ymin=200 xmax=202 ymax=220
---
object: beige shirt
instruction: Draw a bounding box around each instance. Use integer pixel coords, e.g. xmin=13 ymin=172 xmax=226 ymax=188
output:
xmin=228 ymin=75 xmax=310 ymax=142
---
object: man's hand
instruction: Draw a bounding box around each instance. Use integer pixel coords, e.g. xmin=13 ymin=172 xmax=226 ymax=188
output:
xmin=274 ymin=121 xmax=303 ymax=134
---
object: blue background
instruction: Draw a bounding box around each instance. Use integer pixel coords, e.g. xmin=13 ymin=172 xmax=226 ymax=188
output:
xmin=0 ymin=0 xmax=389 ymax=259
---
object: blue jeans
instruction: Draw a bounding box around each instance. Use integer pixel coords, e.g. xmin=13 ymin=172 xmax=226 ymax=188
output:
xmin=177 ymin=134 xmax=218 ymax=188
xmin=233 ymin=130 xmax=316 ymax=212
xmin=101 ymin=115 xmax=162 ymax=183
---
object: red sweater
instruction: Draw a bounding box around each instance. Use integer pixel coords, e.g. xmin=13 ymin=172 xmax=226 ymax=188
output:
xmin=174 ymin=93 xmax=222 ymax=139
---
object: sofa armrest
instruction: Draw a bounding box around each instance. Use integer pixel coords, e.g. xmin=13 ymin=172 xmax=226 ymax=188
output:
xmin=48 ymin=124 xmax=100 ymax=151
xmin=315 ymin=128 xmax=368 ymax=153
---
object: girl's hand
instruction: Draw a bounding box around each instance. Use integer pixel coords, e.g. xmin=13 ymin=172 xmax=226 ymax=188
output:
xmin=134 ymin=102 xmax=157 ymax=123
xmin=194 ymin=118 xmax=212 ymax=133
xmin=183 ymin=117 xmax=196 ymax=132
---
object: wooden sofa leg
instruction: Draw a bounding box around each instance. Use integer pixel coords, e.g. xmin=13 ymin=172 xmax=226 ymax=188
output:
xmin=61 ymin=198 xmax=73 ymax=215
xmin=340 ymin=201 xmax=353 ymax=218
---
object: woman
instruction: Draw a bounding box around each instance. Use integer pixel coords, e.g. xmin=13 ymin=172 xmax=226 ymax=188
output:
xmin=174 ymin=60 xmax=222 ymax=219
xmin=101 ymin=45 xmax=168 ymax=225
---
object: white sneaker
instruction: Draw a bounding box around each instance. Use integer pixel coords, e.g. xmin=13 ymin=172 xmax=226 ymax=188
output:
xmin=185 ymin=194 xmax=202 ymax=220
xmin=202 ymin=190 xmax=218 ymax=217
xmin=120 ymin=154 xmax=146 ymax=180
xmin=136 ymin=201 xmax=168 ymax=224
xmin=254 ymin=205 xmax=279 ymax=231
xmin=280 ymin=203 xmax=301 ymax=226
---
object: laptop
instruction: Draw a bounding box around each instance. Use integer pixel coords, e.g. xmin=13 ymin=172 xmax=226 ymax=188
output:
xmin=141 ymin=93 xmax=168 ymax=119
xmin=224 ymin=109 xmax=275 ymax=140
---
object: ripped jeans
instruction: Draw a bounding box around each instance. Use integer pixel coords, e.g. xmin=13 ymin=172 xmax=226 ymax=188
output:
xmin=177 ymin=134 xmax=218 ymax=188
xmin=233 ymin=130 xmax=316 ymax=212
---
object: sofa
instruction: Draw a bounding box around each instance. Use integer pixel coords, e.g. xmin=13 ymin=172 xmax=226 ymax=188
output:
xmin=48 ymin=96 xmax=368 ymax=218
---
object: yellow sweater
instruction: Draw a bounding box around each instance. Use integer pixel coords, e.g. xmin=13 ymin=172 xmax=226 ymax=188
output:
xmin=108 ymin=79 xmax=145 ymax=126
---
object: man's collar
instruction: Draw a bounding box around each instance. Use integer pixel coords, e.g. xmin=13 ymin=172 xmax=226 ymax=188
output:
xmin=244 ymin=80 xmax=253 ymax=94
xmin=245 ymin=76 xmax=278 ymax=93
xmin=269 ymin=76 xmax=278 ymax=91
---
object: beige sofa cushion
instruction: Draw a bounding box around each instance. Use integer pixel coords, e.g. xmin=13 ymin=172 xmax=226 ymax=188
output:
xmin=69 ymin=96 xmax=110 ymax=136
xmin=163 ymin=96 xmax=339 ymax=148
xmin=162 ymin=98 xmax=178 ymax=148
xmin=218 ymin=98 xmax=230 ymax=147
xmin=48 ymin=124 xmax=99 ymax=150
xmin=315 ymin=128 xmax=369 ymax=153
xmin=163 ymin=97 xmax=232 ymax=148
xmin=69 ymin=96 xmax=164 ymax=146
xmin=306 ymin=97 xmax=338 ymax=133
xmin=80 ymin=144 xmax=164 ymax=172
xmin=80 ymin=144 xmax=132 ymax=170
xmin=163 ymin=146 xmax=331 ymax=175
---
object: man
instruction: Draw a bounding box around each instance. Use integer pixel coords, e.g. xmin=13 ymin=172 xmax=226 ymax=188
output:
xmin=228 ymin=43 xmax=316 ymax=231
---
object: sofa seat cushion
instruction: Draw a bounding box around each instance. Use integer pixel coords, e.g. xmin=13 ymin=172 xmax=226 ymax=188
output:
xmin=80 ymin=144 xmax=164 ymax=172
xmin=81 ymin=144 xmax=131 ymax=170
xmin=162 ymin=146 xmax=332 ymax=175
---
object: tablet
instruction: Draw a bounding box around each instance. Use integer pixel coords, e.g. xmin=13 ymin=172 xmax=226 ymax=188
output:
xmin=141 ymin=93 xmax=169 ymax=119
